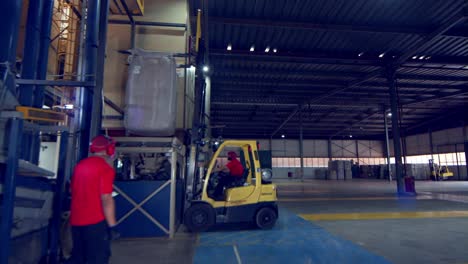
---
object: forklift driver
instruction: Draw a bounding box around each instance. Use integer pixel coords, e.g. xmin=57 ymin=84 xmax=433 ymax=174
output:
xmin=213 ymin=151 xmax=244 ymax=199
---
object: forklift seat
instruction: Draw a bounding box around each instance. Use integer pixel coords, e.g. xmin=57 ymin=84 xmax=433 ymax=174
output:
xmin=227 ymin=168 xmax=249 ymax=188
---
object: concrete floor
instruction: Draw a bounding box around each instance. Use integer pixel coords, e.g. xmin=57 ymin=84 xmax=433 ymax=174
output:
xmin=111 ymin=179 xmax=468 ymax=264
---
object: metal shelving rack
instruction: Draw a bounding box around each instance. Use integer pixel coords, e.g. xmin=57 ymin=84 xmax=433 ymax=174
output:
xmin=0 ymin=111 xmax=69 ymax=264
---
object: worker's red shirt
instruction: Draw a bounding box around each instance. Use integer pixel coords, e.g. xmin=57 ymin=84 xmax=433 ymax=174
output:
xmin=70 ymin=156 xmax=115 ymax=226
xmin=226 ymin=159 xmax=244 ymax=177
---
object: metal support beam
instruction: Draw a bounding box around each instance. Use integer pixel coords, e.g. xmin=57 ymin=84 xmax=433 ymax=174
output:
xmin=0 ymin=118 xmax=23 ymax=264
xmin=34 ymin=0 xmax=55 ymax=108
xmin=17 ymin=79 xmax=95 ymax=87
xmin=207 ymin=16 xmax=468 ymax=38
xmin=19 ymin=0 xmax=44 ymax=106
xmin=78 ymin=0 xmax=100 ymax=161
xmin=388 ymin=67 xmax=405 ymax=194
xmin=90 ymin=0 xmax=110 ymax=138
xmin=48 ymin=131 xmax=69 ymax=264
xmin=108 ymin=19 xmax=186 ymax=28
xmin=269 ymin=5 xmax=467 ymax=138
xmin=0 ymin=0 xmax=24 ymax=94
xmin=104 ymin=96 xmax=124 ymax=115
xmin=384 ymin=109 xmax=392 ymax=181
xmin=118 ymin=0 xmax=136 ymax=49
xmin=299 ymin=110 xmax=304 ymax=181
xmin=395 ymin=9 xmax=467 ymax=65
xmin=169 ymin=152 xmax=178 ymax=238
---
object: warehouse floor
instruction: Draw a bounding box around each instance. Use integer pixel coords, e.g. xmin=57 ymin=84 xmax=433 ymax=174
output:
xmin=111 ymin=179 xmax=468 ymax=264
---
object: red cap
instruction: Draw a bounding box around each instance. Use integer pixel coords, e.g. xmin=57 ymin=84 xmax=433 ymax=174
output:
xmin=227 ymin=151 xmax=237 ymax=159
xmin=90 ymin=135 xmax=114 ymax=153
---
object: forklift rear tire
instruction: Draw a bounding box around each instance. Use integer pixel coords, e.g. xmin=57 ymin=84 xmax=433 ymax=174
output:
xmin=184 ymin=203 xmax=215 ymax=232
xmin=255 ymin=207 xmax=277 ymax=230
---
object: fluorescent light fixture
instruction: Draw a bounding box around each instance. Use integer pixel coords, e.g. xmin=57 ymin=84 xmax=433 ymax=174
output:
xmin=349 ymin=135 xmax=353 ymax=138
xmin=265 ymin=46 xmax=270 ymax=53
xmin=425 ymin=56 xmax=431 ymax=60
xmin=64 ymin=104 xmax=74 ymax=109
xmin=273 ymin=48 xmax=277 ymax=53
xmin=358 ymin=52 xmax=364 ymax=57
xmin=379 ymin=53 xmax=385 ymax=58
xmin=227 ymin=44 xmax=232 ymax=51
xmin=203 ymin=66 xmax=209 ymax=72
xmin=387 ymin=112 xmax=392 ymax=117
xmin=412 ymin=56 xmax=418 ymax=59
xmin=419 ymin=56 xmax=425 ymax=60
xmin=250 ymin=45 xmax=255 ymax=52
xmin=281 ymin=134 xmax=285 ymax=138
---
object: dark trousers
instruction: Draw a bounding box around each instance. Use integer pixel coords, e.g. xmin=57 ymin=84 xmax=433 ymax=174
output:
xmin=68 ymin=221 xmax=110 ymax=264
xmin=214 ymin=174 xmax=237 ymax=197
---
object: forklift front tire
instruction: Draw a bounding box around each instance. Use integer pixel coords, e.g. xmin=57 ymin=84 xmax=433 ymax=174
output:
xmin=255 ymin=207 xmax=277 ymax=230
xmin=184 ymin=203 xmax=215 ymax=232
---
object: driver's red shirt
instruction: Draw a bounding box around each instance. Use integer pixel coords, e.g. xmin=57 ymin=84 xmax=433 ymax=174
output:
xmin=70 ymin=156 xmax=115 ymax=226
xmin=226 ymin=159 xmax=244 ymax=177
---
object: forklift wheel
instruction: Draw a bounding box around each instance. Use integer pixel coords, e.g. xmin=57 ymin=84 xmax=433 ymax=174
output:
xmin=184 ymin=203 xmax=215 ymax=232
xmin=255 ymin=207 xmax=277 ymax=230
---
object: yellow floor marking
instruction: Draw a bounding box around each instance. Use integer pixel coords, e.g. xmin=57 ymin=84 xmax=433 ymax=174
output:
xmin=280 ymin=195 xmax=432 ymax=202
xmin=300 ymin=211 xmax=468 ymax=221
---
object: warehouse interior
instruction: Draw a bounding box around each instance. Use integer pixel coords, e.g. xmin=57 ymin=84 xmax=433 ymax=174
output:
xmin=1 ymin=0 xmax=468 ymax=263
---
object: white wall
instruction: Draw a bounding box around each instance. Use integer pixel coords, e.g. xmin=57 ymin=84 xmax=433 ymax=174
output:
xmin=390 ymin=126 xmax=468 ymax=156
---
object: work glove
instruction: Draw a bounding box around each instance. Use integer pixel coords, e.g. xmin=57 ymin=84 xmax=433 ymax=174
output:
xmin=108 ymin=225 xmax=121 ymax=241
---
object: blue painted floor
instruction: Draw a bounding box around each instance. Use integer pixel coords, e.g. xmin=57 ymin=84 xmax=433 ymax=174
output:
xmin=193 ymin=209 xmax=391 ymax=264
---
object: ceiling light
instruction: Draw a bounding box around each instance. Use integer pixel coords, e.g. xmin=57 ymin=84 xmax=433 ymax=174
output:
xmin=387 ymin=112 xmax=392 ymax=117
xmin=419 ymin=56 xmax=425 ymax=60
xmin=358 ymin=52 xmax=364 ymax=57
xmin=425 ymin=56 xmax=431 ymax=60
xmin=250 ymin=45 xmax=255 ymax=52
xmin=349 ymin=135 xmax=353 ymax=138
xmin=265 ymin=46 xmax=270 ymax=53
xmin=273 ymin=48 xmax=277 ymax=53
xmin=227 ymin=44 xmax=232 ymax=51
xmin=412 ymin=56 xmax=418 ymax=59
xmin=281 ymin=134 xmax=285 ymax=138
xmin=379 ymin=53 xmax=385 ymax=58
xmin=203 ymin=66 xmax=209 ymax=72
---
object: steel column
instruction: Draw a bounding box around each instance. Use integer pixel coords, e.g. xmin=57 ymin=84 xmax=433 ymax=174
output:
xmin=327 ymin=139 xmax=332 ymax=180
xmin=19 ymin=0 xmax=44 ymax=106
xmin=48 ymin=131 xmax=69 ymax=264
xmin=34 ymin=0 xmax=55 ymax=109
xmin=0 ymin=0 xmax=24 ymax=94
xmin=0 ymin=118 xmax=23 ymax=264
xmin=464 ymin=124 xmax=468 ymax=181
xmin=299 ymin=110 xmax=304 ymax=181
xmin=384 ymin=110 xmax=392 ymax=181
xmin=90 ymin=0 xmax=110 ymax=138
xmin=78 ymin=0 xmax=100 ymax=161
xmin=455 ymin=144 xmax=461 ymax=181
xmin=169 ymin=152 xmax=178 ymax=238
xmin=388 ymin=67 xmax=405 ymax=194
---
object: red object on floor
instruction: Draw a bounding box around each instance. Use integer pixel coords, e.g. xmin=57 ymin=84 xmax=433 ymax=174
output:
xmin=404 ymin=176 xmax=416 ymax=193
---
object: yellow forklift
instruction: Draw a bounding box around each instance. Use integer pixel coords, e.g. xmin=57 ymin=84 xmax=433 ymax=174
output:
xmin=184 ymin=140 xmax=278 ymax=232
xmin=429 ymin=159 xmax=454 ymax=181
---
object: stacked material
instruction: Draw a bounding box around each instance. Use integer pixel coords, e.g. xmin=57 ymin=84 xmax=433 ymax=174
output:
xmin=328 ymin=160 xmax=352 ymax=180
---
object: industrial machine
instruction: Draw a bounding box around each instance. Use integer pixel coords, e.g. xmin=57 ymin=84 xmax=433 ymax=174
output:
xmin=429 ymin=159 xmax=454 ymax=181
xmin=184 ymin=140 xmax=278 ymax=232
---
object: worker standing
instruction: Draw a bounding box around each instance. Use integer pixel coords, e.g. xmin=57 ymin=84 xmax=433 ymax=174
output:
xmin=67 ymin=135 xmax=117 ymax=264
